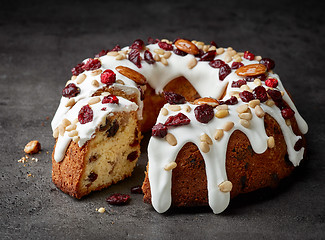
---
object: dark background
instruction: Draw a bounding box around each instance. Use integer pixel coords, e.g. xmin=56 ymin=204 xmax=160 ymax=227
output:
xmin=0 ymin=0 xmax=324 ymax=239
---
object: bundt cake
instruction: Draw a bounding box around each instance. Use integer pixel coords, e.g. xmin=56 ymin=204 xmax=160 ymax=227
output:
xmin=51 ymin=38 xmax=308 ymax=214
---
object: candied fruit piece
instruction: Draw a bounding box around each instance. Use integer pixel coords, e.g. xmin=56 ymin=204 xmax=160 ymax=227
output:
xmin=95 ymin=49 xmax=109 ymax=58
xmin=163 ymin=92 xmax=186 ymax=105
xmin=281 ymin=108 xmax=295 ymax=119
xmin=111 ymin=45 xmax=121 ymax=52
xmin=253 ymin=86 xmax=268 ymax=102
xmin=78 ymin=105 xmax=93 ymax=124
xmin=260 ymin=58 xmax=275 ymax=70
xmin=231 ymin=79 xmax=247 ymax=88
xmin=219 ymin=64 xmax=232 ymax=81
xmin=130 ymin=39 xmax=145 ymax=50
xmin=82 ymin=58 xmax=101 ymax=71
xmin=231 ymin=62 xmax=244 ymax=69
xmin=100 ymin=69 xmax=116 ymax=85
xmin=128 ymin=49 xmax=142 ymax=68
xmin=158 ymin=41 xmax=173 ymax=51
xmin=144 ymin=50 xmax=155 ymax=64
xmin=71 ymin=63 xmax=85 ymax=76
xmin=239 ymin=91 xmax=254 ymax=102
xmin=200 ymin=50 xmax=216 ymax=61
xmin=102 ymin=95 xmax=119 ymax=104
xmin=106 ymin=193 xmax=130 ymax=205
xmin=219 ymin=96 xmax=238 ymax=105
xmin=209 ymin=59 xmax=225 ymax=68
xmin=173 ymin=48 xmax=187 ymax=56
xmin=152 ymin=123 xmax=168 ymax=138
xmin=62 ymin=83 xmax=80 ymax=98
xmin=267 ymin=89 xmax=282 ymax=102
xmin=148 ymin=37 xmax=159 ymax=44
xmin=244 ymin=51 xmax=255 ymax=61
xmin=194 ymin=104 xmax=214 ymax=123
xmin=165 ymin=113 xmax=191 ymax=126
xmin=265 ymin=78 xmax=278 ymax=88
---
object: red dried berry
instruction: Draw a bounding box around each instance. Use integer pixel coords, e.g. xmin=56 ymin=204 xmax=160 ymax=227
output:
xmin=106 ymin=193 xmax=130 ymax=205
xmin=210 ymin=41 xmax=218 ymax=47
xmin=253 ymin=86 xmax=268 ymax=102
xmin=259 ymin=58 xmax=275 ymax=70
xmin=148 ymin=37 xmax=159 ymax=44
xmin=281 ymin=108 xmax=295 ymax=119
xmin=265 ymin=78 xmax=278 ymax=88
xmin=158 ymin=41 xmax=173 ymax=51
xmin=152 ymin=123 xmax=168 ymax=138
xmin=231 ymin=79 xmax=247 ymax=88
xmin=111 ymin=45 xmax=121 ymax=52
xmin=244 ymin=51 xmax=255 ymax=61
xmin=102 ymin=95 xmax=119 ymax=104
xmin=82 ymin=58 xmax=101 ymax=71
xmin=200 ymin=50 xmax=216 ymax=61
xmin=164 ymin=113 xmax=191 ymax=126
xmin=231 ymin=62 xmax=244 ymax=69
xmin=245 ymin=74 xmax=267 ymax=82
xmin=163 ymin=92 xmax=186 ymax=105
xmin=173 ymin=48 xmax=187 ymax=56
xmin=267 ymin=89 xmax=282 ymax=102
xmin=209 ymin=59 xmax=225 ymax=68
xmin=130 ymin=185 xmax=143 ymax=194
xmin=71 ymin=63 xmax=85 ymax=76
xmin=294 ymin=138 xmax=303 ymax=151
xmin=130 ymin=39 xmax=145 ymax=50
xmin=144 ymin=50 xmax=155 ymax=64
xmin=219 ymin=64 xmax=232 ymax=81
xmin=100 ymin=69 xmax=116 ymax=85
xmin=128 ymin=49 xmax=142 ymax=68
xmin=78 ymin=105 xmax=93 ymax=124
xmin=195 ymin=49 xmax=204 ymax=58
xmin=239 ymin=91 xmax=254 ymax=102
xmin=219 ymin=96 xmax=238 ymax=105
xmin=101 ymin=107 xmax=107 ymax=111
xmin=62 ymin=83 xmax=80 ymax=98
xmin=95 ymin=49 xmax=109 ymax=58
xmin=194 ymin=104 xmax=214 ymax=124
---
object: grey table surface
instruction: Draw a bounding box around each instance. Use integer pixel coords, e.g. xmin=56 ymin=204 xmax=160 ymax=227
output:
xmin=0 ymin=0 xmax=324 ymax=239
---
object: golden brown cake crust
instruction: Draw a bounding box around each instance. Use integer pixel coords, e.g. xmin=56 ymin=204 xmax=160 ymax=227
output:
xmin=142 ymin=113 xmax=306 ymax=207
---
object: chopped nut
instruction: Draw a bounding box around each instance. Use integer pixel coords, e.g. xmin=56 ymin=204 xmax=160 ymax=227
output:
xmin=168 ymin=105 xmax=181 ymax=112
xmin=97 ymin=207 xmax=106 ymax=213
xmin=255 ymin=55 xmax=262 ymax=61
xmin=166 ymin=133 xmax=177 ymax=146
xmin=249 ymin=99 xmax=260 ymax=108
xmin=214 ymin=129 xmax=224 ymax=141
xmin=107 ymin=51 xmax=119 ymax=56
xmin=240 ymin=119 xmax=250 ymax=128
xmin=224 ymin=55 xmax=232 ymax=63
xmin=254 ymin=78 xmax=262 ymax=86
xmin=24 ymin=140 xmax=41 ymax=154
xmin=187 ymin=57 xmax=197 ymax=69
xmin=88 ymin=97 xmax=101 ymax=105
xmin=154 ymin=54 xmax=161 ymax=61
xmin=236 ymin=104 xmax=249 ymax=114
xmin=65 ymin=124 xmax=77 ymax=132
xmin=255 ymin=105 xmax=265 ymax=118
xmin=200 ymin=141 xmax=210 ymax=153
xmin=116 ymin=79 xmax=125 ymax=85
xmin=183 ymin=105 xmax=191 ymax=112
xmin=240 ymin=85 xmax=251 ymax=91
xmin=238 ymin=112 xmax=252 ymax=120
xmin=265 ymin=99 xmax=275 ymax=107
xmin=72 ymin=136 xmax=80 ymax=143
xmin=53 ymin=128 xmax=59 ymax=138
xmin=115 ymin=54 xmax=125 ymax=60
xmin=62 ymin=118 xmax=71 ymax=127
xmin=208 ymin=45 xmax=216 ymax=51
xmin=164 ymin=161 xmax=177 ymax=171
xmin=91 ymin=69 xmax=102 ymax=76
xmin=216 ymin=104 xmax=228 ymax=110
xmin=285 ymin=119 xmax=291 ymax=126
xmin=215 ymin=109 xmax=229 ymax=118
xmin=267 ymin=136 xmax=275 ymax=148
xmin=200 ymin=133 xmax=213 ymax=145
xmin=216 ymin=47 xmax=225 ymax=55
xmin=91 ymin=80 xmax=100 ymax=88
xmin=218 ymin=180 xmax=233 ymax=192
xmin=163 ymin=51 xmax=172 ymax=59
xmin=76 ymin=74 xmax=86 ymax=84
xmin=154 ymin=49 xmax=165 ymax=55
xmin=160 ymin=57 xmax=168 ymax=66
xmin=65 ymin=98 xmax=75 ymax=108
xmin=194 ymin=97 xmax=219 ymax=107
xmin=160 ymin=108 xmax=168 ymax=116
xmin=68 ymin=130 xmax=78 ymax=137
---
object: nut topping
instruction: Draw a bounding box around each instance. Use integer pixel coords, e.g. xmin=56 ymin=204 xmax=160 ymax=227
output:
xmin=193 ymin=97 xmax=219 ymax=107
xmin=115 ymin=66 xmax=147 ymax=85
xmin=175 ymin=39 xmax=200 ymax=55
xmin=235 ymin=64 xmax=267 ymax=77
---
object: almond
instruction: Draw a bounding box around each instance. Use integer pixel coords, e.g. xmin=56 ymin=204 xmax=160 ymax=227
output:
xmin=235 ymin=64 xmax=267 ymax=77
xmin=175 ymin=39 xmax=200 ymax=55
xmin=115 ymin=66 xmax=147 ymax=85
xmin=193 ymin=97 xmax=219 ymax=107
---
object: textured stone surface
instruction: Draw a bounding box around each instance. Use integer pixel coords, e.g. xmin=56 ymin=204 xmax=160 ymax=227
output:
xmin=0 ymin=0 xmax=324 ymax=239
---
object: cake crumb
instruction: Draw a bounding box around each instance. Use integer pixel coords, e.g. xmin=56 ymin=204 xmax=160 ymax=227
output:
xmin=24 ymin=140 xmax=41 ymax=154
xmin=97 ymin=207 xmax=106 ymax=213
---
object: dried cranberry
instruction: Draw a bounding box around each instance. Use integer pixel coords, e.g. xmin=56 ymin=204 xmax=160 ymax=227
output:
xmin=144 ymin=50 xmax=155 ymax=64
xmin=260 ymin=58 xmax=275 ymax=70
xmin=245 ymin=74 xmax=267 ymax=82
xmin=275 ymin=100 xmax=286 ymax=110
xmin=253 ymin=86 xmax=268 ymax=102
xmin=152 ymin=123 xmax=168 ymax=138
xmin=130 ymin=39 xmax=145 ymax=50
xmin=62 ymin=83 xmax=80 ymax=98
xmin=131 ymin=185 xmax=143 ymax=194
xmin=173 ymin=48 xmax=187 ymax=56
xmin=128 ymin=49 xmax=142 ymax=68
xmin=231 ymin=80 xmax=246 ymax=88
xmin=195 ymin=49 xmax=204 ymax=58
xmin=106 ymin=193 xmax=130 ymax=205
xmin=219 ymin=96 xmax=238 ymax=105
xmin=102 ymin=95 xmax=119 ymax=104
xmin=78 ymin=105 xmax=93 ymax=124
xmin=219 ymin=64 xmax=232 ymax=81
xmin=88 ymin=172 xmax=98 ymax=182
xmin=210 ymin=41 xmax=218 ymax=47
xmin=239 ymin=91 xmax=254 ymax=102
xmin=163 ymin=92 xmax=186 ymax=105
xmin=95 ymin=49 xmax=109 ymax=58
xmin=265 ymin=78 xmax=278 ymax=88
xmin=127 ymin=151 xmax=138 ymax=162
xmin=158 ymin=41 xmax=173 ymax=51
xmin=148 ymin=37 xmax=159 ymax=44
xmin=111 ymin=45 xmax=121 ymax=52
xmin=71 ymin=63 xmax=85 ymax=76
xmin=194 ymin=104 xmax=214 ymax=124
xmin=164 ymin=113 xmax=191 ymax=126
xmin=244 ymin=51 xmax=255 ymax=61
xmin=137 ymin=86 xmax=145 ymax=100
xmin=100 ymin=69 xmax=116 ymax=85
xmin=231 ymin=62 xmax=244 ymax=69
xmin=267 ymin=89 xmax=282 ymax=102
xmin=82 ymin=58 xmax=101 ymax=71
xmin=209 ymin=59 xmax=225 ymax=68
xmin=101 ymin=107 xmax=106 ymax=111
xmin=200 ymin=50 xmax=216 ymax=61
xmin=281 ymin=108 xmax=295 ymax=119
xmin=294 ymin=138 xmax=303 ymax=151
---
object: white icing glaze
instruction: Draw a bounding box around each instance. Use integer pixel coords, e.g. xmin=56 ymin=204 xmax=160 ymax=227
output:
xmin=51 ymin=40 xmax=308 ymax=214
